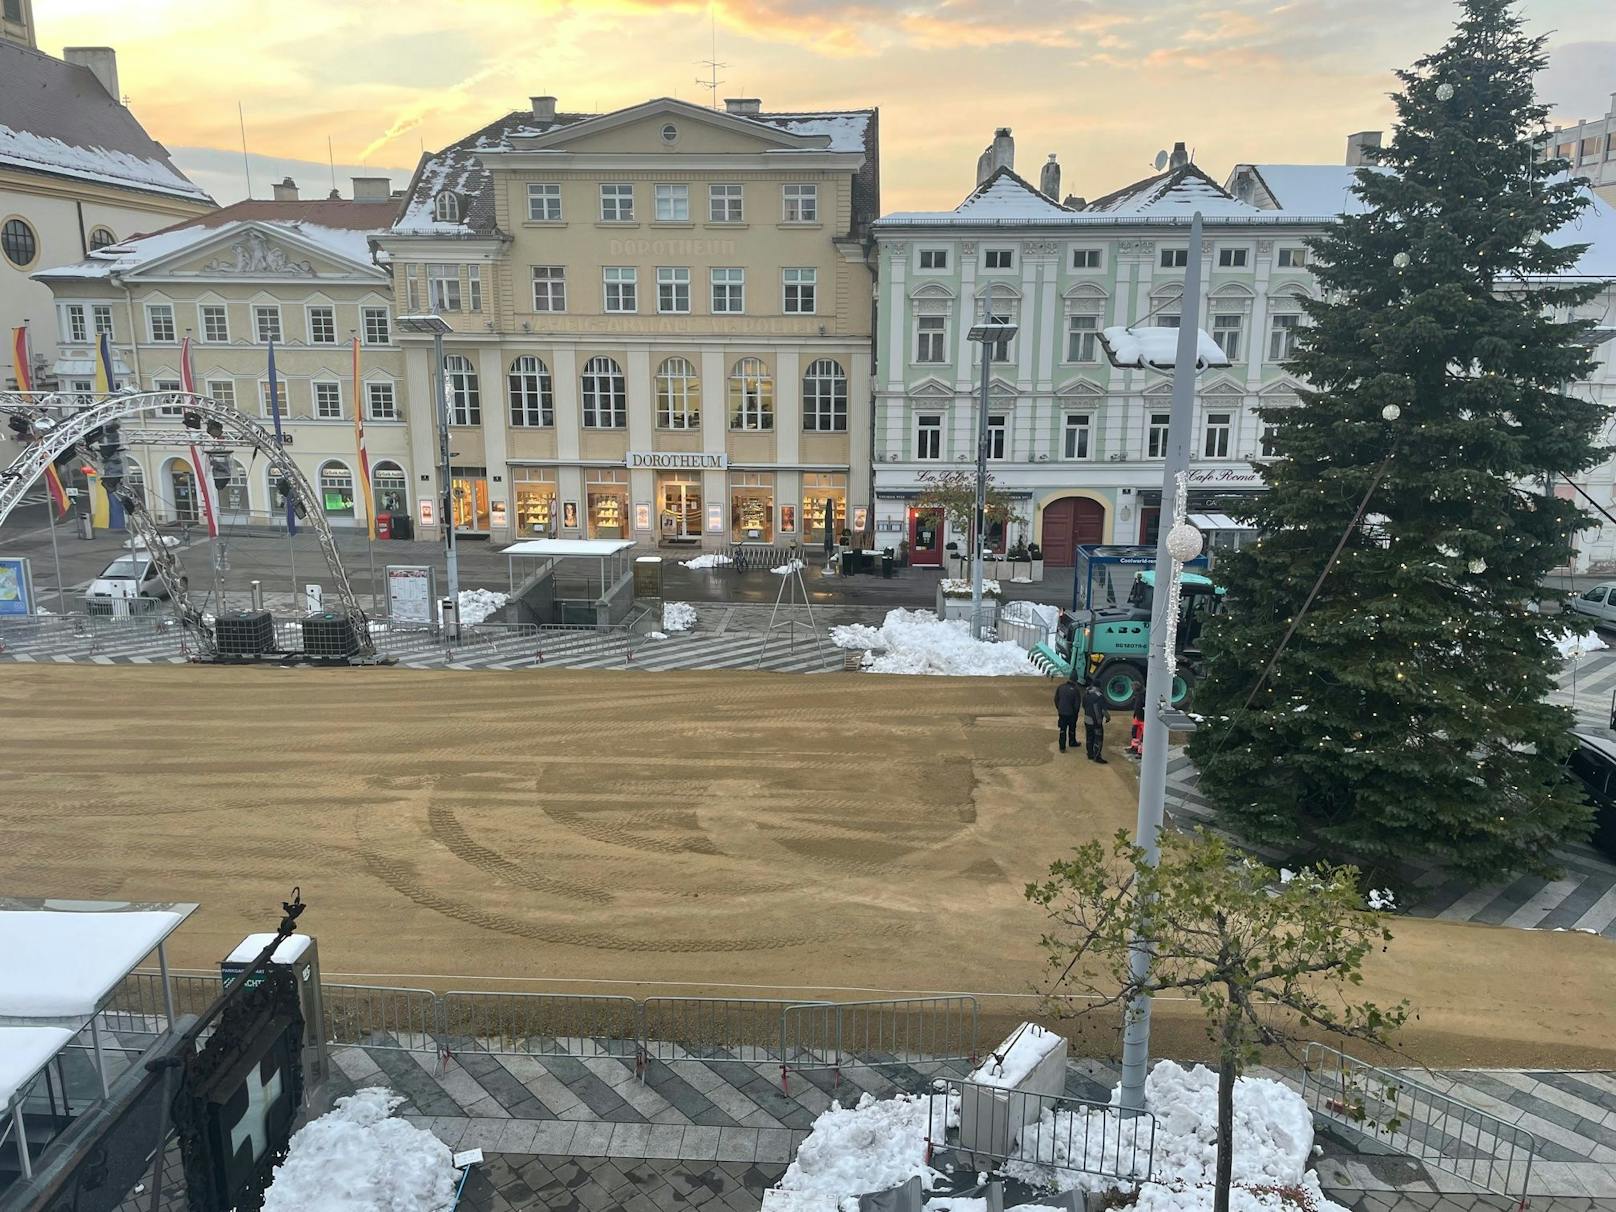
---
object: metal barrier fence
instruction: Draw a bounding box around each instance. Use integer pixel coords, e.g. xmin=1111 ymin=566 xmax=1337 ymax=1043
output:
xmin=323 ymin=983 xmax=440 ymax=1051
xmin=0 ymin=612 xmax=189 ymax=659
xmin=641 ymin=997 xmax=827 ymax=1065
xmin=923 ymin=1078 xmax=1157 ymax=1184
xmin=780 ymin=996 xmax=980 ymax=1090
xmin=995 ymin=602 xmax=1059 ymax=654
xmin=1300 ymin=1043 xmax=1537 ymax=1205
xmin=439 ymin=991 xmax=640 ymax=1061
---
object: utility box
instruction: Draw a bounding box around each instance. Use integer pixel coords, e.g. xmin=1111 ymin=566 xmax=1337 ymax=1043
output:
xmin=959 ymin=1023 xmax=1069 ymax=1166
xmin=219 ymin=933 xmax=328 ymax=1094
xmin=633 ymin=555 xmax=663 ymax=599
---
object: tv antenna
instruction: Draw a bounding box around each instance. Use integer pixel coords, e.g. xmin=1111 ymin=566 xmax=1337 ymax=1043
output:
xmin=697 ymin=2 xmax=725 ymax=108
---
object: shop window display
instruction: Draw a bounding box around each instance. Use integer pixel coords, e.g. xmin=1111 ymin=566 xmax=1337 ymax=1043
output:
xmin=730 ymin=471 xmax=774 ymax=542
xmin=515 ymin=469 xmax=557 ymax=535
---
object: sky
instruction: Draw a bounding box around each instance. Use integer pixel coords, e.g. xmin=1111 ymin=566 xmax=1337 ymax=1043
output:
xmin=33 ymin=0 xmax=1616 ymax=211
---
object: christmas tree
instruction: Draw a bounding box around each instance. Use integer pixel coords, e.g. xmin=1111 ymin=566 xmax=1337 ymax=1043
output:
xmin=1188 ymin=0 xmax=1605 ymax=881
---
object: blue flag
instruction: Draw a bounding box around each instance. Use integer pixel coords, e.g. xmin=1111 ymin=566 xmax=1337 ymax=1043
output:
xmin=267 ymin=340 xmax=296 ymax=534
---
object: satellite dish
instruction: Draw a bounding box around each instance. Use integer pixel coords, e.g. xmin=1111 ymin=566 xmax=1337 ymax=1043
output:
xmin=1154 ymin=149 xmax=1169 ymax=171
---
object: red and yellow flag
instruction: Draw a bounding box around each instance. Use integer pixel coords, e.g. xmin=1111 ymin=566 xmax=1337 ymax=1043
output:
xmin=43 ymin=463 xmax=70 ymax=517
xmin=10 ymin=325 xmax=30 ymax=392
xmin=352 ymin=337 xmax=376 ymax=539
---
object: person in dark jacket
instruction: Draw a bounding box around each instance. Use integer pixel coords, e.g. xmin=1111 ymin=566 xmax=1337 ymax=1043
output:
xmin=1054 ymin=680 xmax=1080 ymax=753
xmin=1082 ymin=683 xmax=1110 ymax=762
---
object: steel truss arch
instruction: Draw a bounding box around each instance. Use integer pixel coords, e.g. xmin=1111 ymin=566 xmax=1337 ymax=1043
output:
xmin=0 ymin=390 xmax=374 ymax=657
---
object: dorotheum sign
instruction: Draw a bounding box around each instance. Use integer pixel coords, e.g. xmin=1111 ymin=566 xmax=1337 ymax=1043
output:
xmin=626 ymin=451 xmax=728 ymax=470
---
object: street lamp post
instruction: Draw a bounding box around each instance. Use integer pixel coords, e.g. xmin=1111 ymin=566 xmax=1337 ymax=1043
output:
xmin=395 ymin=314 xmax=459 ymax=638
xmin=965 ymin=286 xmax=1019 ymax=640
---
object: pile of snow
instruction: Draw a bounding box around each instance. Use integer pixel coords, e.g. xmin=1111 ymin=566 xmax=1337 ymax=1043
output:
xmin=663 ymin=601 xmax=697 ymax=632
xmin=851 ymin=609 xmax=1038 ymax=677
xmin=969 ymin=1023 xmax=1064 ymax=1090
xmin=455 ymin=588 xmax=509 ymax=627
xmin=776 ymin=1090 xmax=959 ymax=1204
xmin=772 ymin=559 xmax=806 ymax=574
xmin=262 ymin=1087 xmax=456 ymax=1212
xmin=941 ymin=577 xmax=1001 ymax=596
xmin=645 ymin=631 xmax=670 ymax=640
xmin=1556 ymin=629 xmax=1609 ymax=659
xmin=830 ymin=622 xmax=882 ymax=650
xmin=682 ymin=553 xmax=733 ymax=569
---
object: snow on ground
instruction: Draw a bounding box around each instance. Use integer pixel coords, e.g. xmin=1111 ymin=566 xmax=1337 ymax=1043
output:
xmin=455 ymin=589 xmax=509 ymax=626
xmin=772 ymin=559 xmax=806 ymax=574
xmin=262 ymin=1087 xmax=456 ymax=1212
xmin=1556 ymin=629 xmax=1609 ymax=659
xmin=663 ymin=601 xmax=697 ymax=632
xmin=645 ymin=631 xmax=670 ymax=640
xmin=682 ymin=553 xmax=734 ymax=569
xmin=776 ymin=1090 xmax=960 ymax=1204
xmin=836 ymin=609 xmax=1037 ymax=676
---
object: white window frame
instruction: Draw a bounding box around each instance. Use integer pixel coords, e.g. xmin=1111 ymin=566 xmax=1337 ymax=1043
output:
xmin=361 ymin=306 xmax=390 ymax=346
xmin=915 ymin=314 xmax=946 ymax=363
xmin=205 ymin=379 xmax=236 ymax=410
xmin=802 ymin=358 xmax=847 ymax=433
xmin=782 ymin=183 xmax=818 ymax=223
xmin=654 ymin=184 xmax=689 ymax=222
xmin=1065 ymin=314 xmax=1100 ymax=363
xmin=1217 ymin=247 xmax=1250 ymax=268
xmin=307 ymin=305 xmax=337 ymax=345
xmin=1268 ymin=313 xmax=1301 ymax=362
xmin=151 ymin=378 xmax=183 ymax=416
xmin=581 ymin=356 xmax=627 ymax=428
xmin=1159 ymin=248 xmax=1189 ymax=269
xmin=1211 ymin=313 xmax=1243 ymax=361
xmin=507 ymin=355 xmax=553 ymax=427
xmin=916 ymin=413 xmax=943 ymax=460
xmin=259 ymin=379 xmax=288 ymax=418
xmin=655 ymin=356 xmax=700 ymax=430
xmin=532 ymin=266 xmax=566 ymax=312
xmin=708 ymin=183 xmax=743 ymax=223
xmin=253 ymin=305 xmax=282 ymax=345
xmin=984 ymin=247 xmax=1015 ymax=271
xmin=711 ymin=267 xmax=744 ymax=314
xmin=603 ymin=266 xmax=638 ymax=313
xmin=526 ymin=182 xmax=562 ymax=222
xmin=1203 ymin=411 xmax=1233 ymax=459
xmin=782 ymin=267 xmax=816 ymax=314
xmin=427 ymin=264 xmax=462 ymax=312
xmin=61 ymin=303 xmax=88 ymax=343
xmin=92 ymin=305 xmax=114 ymax=337
xmin=1063 ymin=413 xmax=1092 ymax=460
xmin=365 ymin=381 xmax=399 ymax=421
xmin=657 ymin=266 xmax=691 ymax=314
xmin=1146 ymin=412 xmax=1170 ymax=459
xmin=467 ymin=266 xmax=482 ymax=313
xmin=433 ymin=191 xmax=460 ymax=222
xmin=599 ymin=183 xmax=634 ymax=222
xmin=444 ymin=354 xmax=481 ymax=426
xmin=1277 ymin=247 xmax=1308 ymax=268
xmin=145 ymin=303 xmax=176 ymax=344
xmin=313 ymin=380 xmax=343 ymax=420
xmin=987 ymin=414 xmax=1008 ymax=460
xmin=918 ymin=247 xmax=949 ymax=271
xmin=727 ymin=358 xmax=774 ymax=431
xmin=1071 ymin=247 xmax=1103 ymax=271
xmin=200 ymin=304 xmax=229 ymax=344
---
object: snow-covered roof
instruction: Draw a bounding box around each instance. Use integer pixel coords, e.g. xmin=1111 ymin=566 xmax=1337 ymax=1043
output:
xmin=0 ymin=1026 xmax=75 ymax=1107
xmin=1102 ymin=325 xmax=1231 ymax=372
xmin=224 ymin=933 xmax=313 ymax=965
xmin=0 ymin=41 xmax=211 ymax=204
xmin=35 ymin=198 xmax=396 ymax=282
xmin=1086 ymin=162 xmax=1258 ymax=217
xmin=950 ymin=167 xmax=1073 ymax=220
xmin=0 ymin=908 xmax=187 ymax=1020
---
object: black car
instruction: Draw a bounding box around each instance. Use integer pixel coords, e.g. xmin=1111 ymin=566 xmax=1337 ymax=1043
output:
xmin=1567 ymin=733 xmax=1616 ymax=859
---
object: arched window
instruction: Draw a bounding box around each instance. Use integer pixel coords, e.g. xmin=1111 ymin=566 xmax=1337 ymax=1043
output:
xmin=507 ymin=355 xmax=553 ymax=427
xmin=166 ymin=459 xmax=198 ymax=523
xmin=581 ymin=356 xmax=626 ymax=428
xmin=655 ymin=356 xmax=700 ymax=429
xmin=433 ymin=191 xmax=461 ymax=223
xmin=444 ymin=354 xmax=480 ymax=425
xmin=1 ymin=217 xmax=38 ymax=268
xmin=728 ymin=357 xmax=773 ymax=430
xmin=318 ymin=460 xmax=356 ymax=520
xmin=88 ymin=226 xmax=117 ymax=252
xmin=802 ymin=358 xmax=846 ymax=433
xmin=219 ymin=458 xmax=250 ymax=517
xmin=371 ymin=460 xmax=407 ymax=515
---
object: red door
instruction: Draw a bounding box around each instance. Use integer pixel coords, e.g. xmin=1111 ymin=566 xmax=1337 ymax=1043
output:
xmin=1041 ymin=497 xmax=1105 ymax=567
xmin=908 ymin=508 xmax=943 ymax=565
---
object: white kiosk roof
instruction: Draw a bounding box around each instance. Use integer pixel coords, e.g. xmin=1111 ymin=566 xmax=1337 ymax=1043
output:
xmin=0 ymin=908 xmax=189 ymax=1019
xmin=501 ymin=539 xmax=635 ymax=558
xmin=0 ymin=1026 xmax=74 ymax=1106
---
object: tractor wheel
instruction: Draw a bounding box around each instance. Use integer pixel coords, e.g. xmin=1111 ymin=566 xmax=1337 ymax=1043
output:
xmin=1170 ymin=670 xmax=1195 ymax=707
xmin=1095 ymin=660 xmax=1145 ymax=710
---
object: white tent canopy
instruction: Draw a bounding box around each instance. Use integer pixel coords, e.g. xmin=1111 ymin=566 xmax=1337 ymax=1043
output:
xmin=500 ymin=539 xmax=634 ymax=558
xmin=0 ymin=909 xmax=186 ymax=1021
xmin=1187 ymin=512 xmax=1247 ymax=532
xmin=0 ymin=1026 xmax=73 ymax=1107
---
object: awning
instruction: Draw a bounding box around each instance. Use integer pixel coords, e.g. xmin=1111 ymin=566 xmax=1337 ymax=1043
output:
xmin=0 ymin=908 xmax=188 ymax=1021
xmin=1188 ymin=512 xmax=1248 ymax=532
xmin=501 ymin=539 xmax=635 ymax=558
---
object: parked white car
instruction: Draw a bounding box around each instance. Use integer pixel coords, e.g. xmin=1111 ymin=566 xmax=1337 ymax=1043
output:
xmin=83 ymin=538 xmax=184 ymax=615
xmin=1566 ymin=582 xmax=1616 ymax=627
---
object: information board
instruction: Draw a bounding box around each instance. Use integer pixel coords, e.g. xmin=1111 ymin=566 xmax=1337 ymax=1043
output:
xmin=386 ymin=564 xmax=436 ymax=624
xmin=0 ymin=556 xmax=33 ymax=617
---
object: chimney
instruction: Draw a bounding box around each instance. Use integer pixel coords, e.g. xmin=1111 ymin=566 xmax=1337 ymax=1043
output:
xmin=992 ymin=127 xmax=1015 ymax=174
xmin=724 ymin=98 xmax=762 ymax=115
xmin=531 ymin=95 xmax=556 ymax=122
xmin=1063 ymin=194 xmax=1086 ymax=210
xmin=1039 ymin=153 xmax=1061 ymax=201
xmin=1345 ymin=130 xmax=1383 ymax=166
xmin=271 ymin=176 xmax=299 ymax=202
xmin=1168 ymin=141 xmax=1189 ymax=170
xmin=63 ymin=47 xmax=119 ymax=101
xmin=1230 ymin=166 xmax=1256 ymax=203
xmin=1608 ymin=91 xmax=1615 ymax=118
xmin=351 ymin=176 xmax=392 ymax=202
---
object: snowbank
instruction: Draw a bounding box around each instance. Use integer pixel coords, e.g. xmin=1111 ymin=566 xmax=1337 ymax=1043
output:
xmin=776 ymin=1090 xmax=959 ymax=1203
xmin=645 ymin=631 xmax=670 ymax=640
xmin=850 ymin=609 xmax=1038 ymax=677
xmin=262 ymin=1087 xmax=456 ymax=1212
xmin=682 ymin=553 xmax=733 ymax=569
xmin=455 ymin=588 xmax=509 ymax=627
xmin=1556 ymin=629 xmax=1609 ymax=659
xmin=772 ymin=559 xmax=806 ymax=574
xmin=830 ymin=622 xmax=882 ymax=650
xmin=663 ymin=601 xmax=697 ymax=632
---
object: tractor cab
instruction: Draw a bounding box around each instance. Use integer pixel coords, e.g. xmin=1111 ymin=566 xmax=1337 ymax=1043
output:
xmin=1127 ymin=571 xmax=1224 ymax=652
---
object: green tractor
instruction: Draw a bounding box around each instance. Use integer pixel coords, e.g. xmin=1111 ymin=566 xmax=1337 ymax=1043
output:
xmin=1030 ymin=548 xmax=1224 ymax=709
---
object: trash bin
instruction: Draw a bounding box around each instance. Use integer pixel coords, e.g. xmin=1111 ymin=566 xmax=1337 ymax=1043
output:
xmin=840 ymin=551 xmax=856 ymax=577
xmin=634 ymin=555 xmax=663 ymax=598
xmin=375 ymin=512 xmax=392 ymax=540
xmin=881 ymin=552 xmax=895 ymax=579
xmin=392 ymin=512 xmax=413 ymax=541
xmin=77 ymin=512 xmax=93 ymax=540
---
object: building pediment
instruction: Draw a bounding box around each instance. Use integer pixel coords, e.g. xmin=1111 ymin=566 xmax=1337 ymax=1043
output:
xmin=1062 ymin=282 xmax=1109 ymax=302
xmin=1257 ymin=378 xmax=1306 ymax=398
xmin=1055 ymin=378 xmax=1104 ymax=399
xmin=908 ymin=377 xmax=955 ymax=398
xmin=1201 ymin=376 xmax=1246 ymax=396
xmin=127 ymin=222 xmax=381 ymax=283
xmin=507 ymin=98 xmax=820 ymax=155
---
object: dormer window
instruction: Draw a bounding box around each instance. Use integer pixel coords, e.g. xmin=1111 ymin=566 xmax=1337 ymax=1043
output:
xmin=433 ymin=191 xmax=461 ymax=223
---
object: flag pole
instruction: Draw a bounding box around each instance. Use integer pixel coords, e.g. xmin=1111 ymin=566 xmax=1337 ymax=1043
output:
xmin=352 ymin=334 xmax=379 ymax=616
xmin=13 ymin=326 xmax=66 ymax=614
xmin=47 ymin=488 xmax=66 ymax=616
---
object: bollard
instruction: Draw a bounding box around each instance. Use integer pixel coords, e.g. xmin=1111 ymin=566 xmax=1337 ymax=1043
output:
xmin=250 ymin=580 xmax=262 ymax=610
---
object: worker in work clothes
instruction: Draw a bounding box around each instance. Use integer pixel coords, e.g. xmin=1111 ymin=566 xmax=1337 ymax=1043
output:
xmin=1054 ymin=679 xmax=1080 ymax=753
xmin=1082 ymin=683 xmax=1110 ymax=763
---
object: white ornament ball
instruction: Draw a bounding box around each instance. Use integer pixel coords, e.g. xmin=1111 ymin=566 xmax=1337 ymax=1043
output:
xmin=1436 ymin=82 xmax=1455 ymax=101
xmin=1381 ymin=404 xmax=1402 ymax=421
xmin=1392 ymin=252 xmax=1411 ymax=269
xmin=1523 ymin=230 xmax=1541 ymax=245
xmin=1468 ymin=557 xmax=1487 ymax=575
xmin=1166 ymin=521 xmax=1204 ymax=563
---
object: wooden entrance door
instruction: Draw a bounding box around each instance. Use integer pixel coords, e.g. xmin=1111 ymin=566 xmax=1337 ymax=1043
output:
xmin=908 ymin=508 xmax=942 ymax=565
xmin=1041 ymin=497 xmax=1105 ymax=566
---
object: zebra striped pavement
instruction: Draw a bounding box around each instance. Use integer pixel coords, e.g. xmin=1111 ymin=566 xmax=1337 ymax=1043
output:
xmin=1167 ymin=645 xmax=1616 ymax=937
